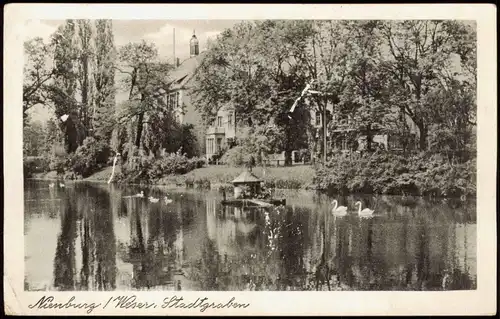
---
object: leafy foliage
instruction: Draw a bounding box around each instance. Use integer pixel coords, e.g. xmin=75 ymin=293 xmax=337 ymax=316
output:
xmin=67 ymin=136 xmax=111 ymax=177
xmin=118 ymin=151 xmax=206 ymax=184
xmin=23 ymin=37 xmax=55 ymax=126
xmin=314 ymin=152 xmax=476 ymax=198
xmin=116 ymin=40 xmax=175 ymax=151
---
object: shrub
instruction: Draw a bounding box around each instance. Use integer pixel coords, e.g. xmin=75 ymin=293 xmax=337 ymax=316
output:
xmin=189 ymin=157 xmax=206 ymax=169
xmin=220 ymin=145 xmax=251 ymax=167
xmin=119 ymin=152 xmax=205 ymax=184
xmin=313 ymin=151 xmax=476 ymax=198
xmin=67 ymin=137 xmax=111 ymax=178
xmin=263 ymin=177 xmax=303 ymax=190
xmin=24 ymin=157 xmax=46 ymax=178
xmin=195 ymin=177 xmax=211 ymax=189
xmin=23 ymin=156 xmax=50 ymax=178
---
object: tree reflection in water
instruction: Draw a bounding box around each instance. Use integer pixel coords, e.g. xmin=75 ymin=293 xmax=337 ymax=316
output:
xmin=53 ymin=183 xmax=117 ymax=291
xmin=24 ymin=181 xmax=476 ymax=291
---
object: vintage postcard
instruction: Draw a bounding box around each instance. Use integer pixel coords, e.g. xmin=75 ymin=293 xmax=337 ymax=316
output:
xmin=4 ymin=3 xmax=497 ymax=316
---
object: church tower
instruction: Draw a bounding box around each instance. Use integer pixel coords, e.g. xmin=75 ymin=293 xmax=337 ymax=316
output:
xmin=190 ymin=30 xmax=199 ymax=57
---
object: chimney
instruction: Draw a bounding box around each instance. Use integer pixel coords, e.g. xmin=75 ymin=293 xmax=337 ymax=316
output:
xmin=176 ymin=58 xmax=180 ymax=67
xmin=173 ymin=27 xmax=176 ymax=66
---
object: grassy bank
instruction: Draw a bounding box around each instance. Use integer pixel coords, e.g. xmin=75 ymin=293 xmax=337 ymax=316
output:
xmin=78 ymin=164 xmax=316 ymax=190
xmin=182 ymin=165 xmax=315 ymax=190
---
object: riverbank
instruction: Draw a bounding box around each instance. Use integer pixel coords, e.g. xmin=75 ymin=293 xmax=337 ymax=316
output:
xmin=34 ymin=164 xmax=317 ymax=190
xmin=31 ymin=152 xmax=476 ymax=199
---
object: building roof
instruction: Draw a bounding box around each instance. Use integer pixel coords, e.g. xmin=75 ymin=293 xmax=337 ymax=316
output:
xmin=231 ymin=170 xmax=262 ymax=184
xmin=169 ymin=51 xmax=207 ymax=90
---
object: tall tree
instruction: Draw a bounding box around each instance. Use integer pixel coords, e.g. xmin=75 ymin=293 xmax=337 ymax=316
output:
xmin=75 ymin=19 xmax=95 ymax=137
xmin=50 ymin=19 xmax=84 ymax=153
xmin=335 ymin=21 xmax=391 ymax=152
xmin=92 ymin=20 xmax=117 ymax=140
xmin=117 ymin=41 xmax=173 ymax=152
xmin=192 ymin=20 xmax=313 ymax=165
xmin=290 ymin=20 xmax=352 ymax=162
xmin=23 ymin=37 xmax=54 ymax=126
xmin=380 ymin=20 xmax=471 ymax=151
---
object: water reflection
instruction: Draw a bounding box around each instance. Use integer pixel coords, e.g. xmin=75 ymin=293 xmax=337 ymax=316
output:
xmin=24 ymin=180 xmax=477 ymax=291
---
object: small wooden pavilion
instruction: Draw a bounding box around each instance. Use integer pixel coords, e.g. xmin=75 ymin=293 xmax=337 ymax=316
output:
xmin=231 ymin=170 xmax=262 ymax=199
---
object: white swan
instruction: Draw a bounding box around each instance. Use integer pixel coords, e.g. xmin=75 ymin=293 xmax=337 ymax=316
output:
xmin=59 ymin=183 xmax=65 ymax=188
xmin=164 ymin=197 xmax=173 ymax=204
xmin=331 ymin=199 xmax=348 ymax=216
xmin=355 ymin=201 xmax=374 ymax=217
xmin=135 ymin=191 xmax=144 ymax=198
xmin=48 ymin=183 xmax=55 ymax=188
xmin=149 ymin=196 xmax=159 ymax=203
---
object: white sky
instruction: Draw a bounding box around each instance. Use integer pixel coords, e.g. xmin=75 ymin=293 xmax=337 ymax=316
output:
xmin=24 ymin=19 xmax=241 ymax=63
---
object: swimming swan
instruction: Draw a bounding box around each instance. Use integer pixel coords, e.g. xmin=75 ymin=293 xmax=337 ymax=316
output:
xmin=332 ymin=199 xmax=348 ymax=216
xmin=149 ymin=196 xmax=159 ymax=203
xmin=355 ymin=201 xmax=374 ymax=217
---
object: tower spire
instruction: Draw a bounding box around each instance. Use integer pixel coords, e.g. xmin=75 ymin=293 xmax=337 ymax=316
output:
xmin=190 ymin=30 xmax=199 ymax=57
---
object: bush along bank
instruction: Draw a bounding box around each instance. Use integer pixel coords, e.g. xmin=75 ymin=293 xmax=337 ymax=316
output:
xmin=183 ymin=175 xmax=306 ymax=192
xmin=114 ymin=152 xmax=206 ymax=185
xmin=313 ymin=151 xmax=476 ymax=199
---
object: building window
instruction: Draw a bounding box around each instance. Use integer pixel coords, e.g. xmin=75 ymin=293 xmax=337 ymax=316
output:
xmin=166 ymin=93 xmax=173 ymax=109
xmin=175 ymin=92 xmax=180 ymax=109
xmin=341 ymin=138 xmax=348 ymax=150
xmin=217 ymin=116 xmax=223 ymax=127
xmin=228 ymin=114 xmax=233 ymax=126
xmin=207 ymin=138 xmax=215 ymax=154
xmin=315 ymin=111 xmax=321 ymax=126
xmin=216 ymin=138 xmax=222 ymax=152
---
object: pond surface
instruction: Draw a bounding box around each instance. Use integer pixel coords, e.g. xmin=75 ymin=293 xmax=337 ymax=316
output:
xmin=24 ymin=179 xmax=476 ymax=291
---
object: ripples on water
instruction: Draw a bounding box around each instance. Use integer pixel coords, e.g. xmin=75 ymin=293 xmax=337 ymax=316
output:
xmin=24 ymin=180 xmax=477 ymax=291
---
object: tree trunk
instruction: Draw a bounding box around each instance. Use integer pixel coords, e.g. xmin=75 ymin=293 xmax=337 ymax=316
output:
xmin=417 ymin=121 xmax=428 ymax=151
xmin=134 ymin=112 xmax=144 ymax=149
xmin=82 ymin=54 xmax=89 ymax=135
xmin=284 ymin=150 xmax=293 ymax=166
xmin=366 ymin=123 xmax=372 ymax=152
xmin=64 ymin=118 xmax=79 ymax=154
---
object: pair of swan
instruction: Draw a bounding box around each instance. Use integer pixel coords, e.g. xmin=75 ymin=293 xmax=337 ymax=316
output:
xmin=48 ymin=182 xmax=65 ymax=188
xmin=125 ymin=191 xmax=173 ymax=204
xmin=128 ymin=191 xmax=173 ymax=205
xmin=148 ymin=196 xmax=173 ymax=204
xmin=331 ymin=200 xmax=375 ymax=217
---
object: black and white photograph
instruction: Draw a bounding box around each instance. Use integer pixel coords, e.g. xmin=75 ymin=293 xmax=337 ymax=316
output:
xmin=4 ymin=3 xmax=497 ymax=316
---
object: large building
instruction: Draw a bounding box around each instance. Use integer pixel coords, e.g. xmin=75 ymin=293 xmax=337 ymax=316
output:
xmin=165 ymin=32 xmax=237 ymax=161
xmin=166 ymin=32 xmax=207 ymax=156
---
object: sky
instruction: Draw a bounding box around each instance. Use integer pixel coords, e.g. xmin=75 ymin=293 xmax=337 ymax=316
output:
xmin=25 ymin=19 xmax=242 ymax=63
xmin=24 ymin=19 xmax=242 ymax=123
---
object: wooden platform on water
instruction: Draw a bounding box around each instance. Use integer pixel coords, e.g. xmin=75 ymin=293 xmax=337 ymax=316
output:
xmin=221 ymin=198 xmax=286 ymax=207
